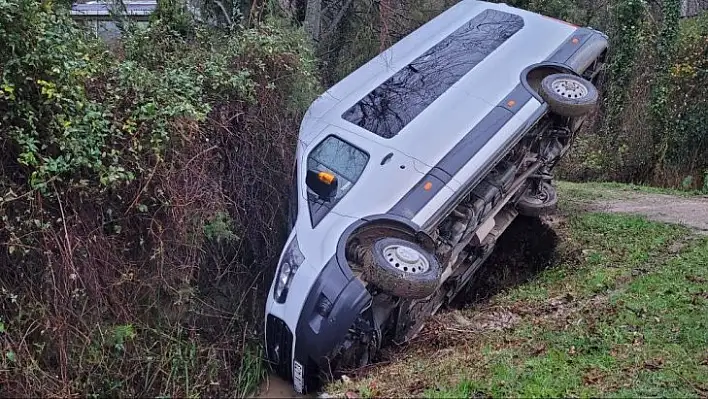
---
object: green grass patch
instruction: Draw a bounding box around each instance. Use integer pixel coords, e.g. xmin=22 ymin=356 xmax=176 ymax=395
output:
xmin=426 ymin=215 xmax=706 ymax=398
xmin=496 ymin=212 xmax=686 ymax=304
xmin=331 ymin=211 xmax=707 ymax=398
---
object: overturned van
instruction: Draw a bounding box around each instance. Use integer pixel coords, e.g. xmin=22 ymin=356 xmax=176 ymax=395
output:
xmin=265 ymin=0 xmax=608 ymax=393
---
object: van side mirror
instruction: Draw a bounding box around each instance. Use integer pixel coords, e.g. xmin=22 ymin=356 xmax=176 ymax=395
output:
xmin=306 ymin=170 xmax=338 ymax=201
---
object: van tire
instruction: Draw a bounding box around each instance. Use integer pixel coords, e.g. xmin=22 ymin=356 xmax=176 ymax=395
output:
xmin=540 ymin=73 xmax=598 ymax=117
xmin=517 ymin=181 xmax=558 ymax=217
xmin=362 ymin=238 xmax=441 ymax=299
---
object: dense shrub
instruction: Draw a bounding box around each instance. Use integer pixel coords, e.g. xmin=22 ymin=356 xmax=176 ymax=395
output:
xmin=0 ymin=0 xmax=318 ymax=396
xmin=507 ymin=0 xmax=708 ymax=189
xmin=653 ymin=13 xmax=708 ymax=187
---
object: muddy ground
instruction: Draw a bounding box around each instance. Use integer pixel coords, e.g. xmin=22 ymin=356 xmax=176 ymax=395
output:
xmin=587 ymin=193 xmax=708 ymax=234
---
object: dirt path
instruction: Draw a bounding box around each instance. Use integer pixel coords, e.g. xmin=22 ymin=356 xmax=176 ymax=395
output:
xmin=586 ymin=193 xmax=708 ymax=234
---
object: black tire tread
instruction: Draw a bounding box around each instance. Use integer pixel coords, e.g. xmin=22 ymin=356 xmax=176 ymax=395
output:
xmin=362 ymin=238 xmax=440 ymax=299
xmin=517 ymin=182 xmax=559 ymax=217
xmin=539 ymin=73 xmax=598 ymax=117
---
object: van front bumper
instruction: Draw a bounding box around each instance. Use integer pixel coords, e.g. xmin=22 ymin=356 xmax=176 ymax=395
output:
xmin=266 ymin=255 xmax=371 ymax=393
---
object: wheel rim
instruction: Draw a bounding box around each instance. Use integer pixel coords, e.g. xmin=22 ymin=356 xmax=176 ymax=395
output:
xmin=551 ymin=78 xmax=588 ymax=99
xmin=383 ymin=244 xmax=430 ymax=274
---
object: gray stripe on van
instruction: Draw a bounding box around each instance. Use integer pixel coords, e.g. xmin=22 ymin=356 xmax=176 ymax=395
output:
xmin=389 ymin=104 xmax=520 ymax=218
xmin=388 ymin=27 xmax=592 ymax=220
xmin=547 ymin=27 xmax=594 ymax=64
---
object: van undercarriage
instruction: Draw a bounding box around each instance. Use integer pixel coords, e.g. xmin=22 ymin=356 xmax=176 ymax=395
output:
xmin=323 ymin=111 xmax=583 ymax=379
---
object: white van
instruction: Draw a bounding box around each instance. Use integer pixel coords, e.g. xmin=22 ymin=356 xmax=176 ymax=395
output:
xmin=265 ymin=1 xmax=608 ymax=393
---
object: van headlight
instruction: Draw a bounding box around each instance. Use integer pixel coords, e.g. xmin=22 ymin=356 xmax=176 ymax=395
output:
xmin=274 ymin=236 xmax=305 ymax=303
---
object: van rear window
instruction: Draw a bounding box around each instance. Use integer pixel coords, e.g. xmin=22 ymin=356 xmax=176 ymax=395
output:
xmin=342 ymin=9 xmax=523 ymax=139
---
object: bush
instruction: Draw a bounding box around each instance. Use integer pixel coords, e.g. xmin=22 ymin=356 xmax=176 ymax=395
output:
xmin=655 ymin=13 xmax=708 ymax=187
xmin=0 ymin=0 xmax=318 ymax=396
xmin=500 ymin=0 xmax=708 ymax=190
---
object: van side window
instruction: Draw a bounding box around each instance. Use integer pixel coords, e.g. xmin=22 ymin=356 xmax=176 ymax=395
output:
xmin=306 ymin=136 xmax=369 ymax=226
xmin=342 ymin=9 xmax=524 ymax=138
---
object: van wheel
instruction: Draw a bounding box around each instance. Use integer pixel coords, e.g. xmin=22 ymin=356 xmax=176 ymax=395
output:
xmin=517 ymin=181 xmax=558 ymax=217
xmin=540 ymin=73 xmax=598 ymax=117
xmin=362 ymin=238 xmax=441 ymax=299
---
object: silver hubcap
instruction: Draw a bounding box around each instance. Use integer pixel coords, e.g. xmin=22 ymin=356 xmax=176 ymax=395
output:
xmin=383 ymin=244 xmax=430 ymax=274
xmin=552 ymin=78 xmax=588 ymax=99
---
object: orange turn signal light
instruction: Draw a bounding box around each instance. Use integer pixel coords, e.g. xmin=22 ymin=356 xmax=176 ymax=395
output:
xmin=318 ymin=171 xmax=336 ymax=185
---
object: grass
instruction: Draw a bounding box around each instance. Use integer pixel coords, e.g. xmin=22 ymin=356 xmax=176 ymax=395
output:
xmin=328 ymin=210 xmax=708 ymax=398
xmin=236 ymin=346 xmax=268 ymax=397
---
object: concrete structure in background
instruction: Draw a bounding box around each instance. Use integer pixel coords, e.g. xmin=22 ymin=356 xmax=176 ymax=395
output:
xmin=681 ymin=0 xmax=708 ymax=17
xmin=70 ymin=1 xmax=157 ymax=40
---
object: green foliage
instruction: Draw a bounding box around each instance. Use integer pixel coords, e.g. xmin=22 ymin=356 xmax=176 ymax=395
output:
xmin=658 ymin=13 xmax=708 ymax=178
xmin=508 ymin=0 xmax=708 ymax=189
xmin=204 ymin=211 xmax=238 ymax=241
xmin=650 ymin=0 xmax=681 ymax=173
xmin=0 ymin=0 xmax=319 ymax=397
xmin=0 ymin=0 xmax=212 ymax=189
xmin=605 ymin=0 xmax=647 ymax=122
xmin=1 ymin=0 xmax=317 ymax=192
xmin=109 ymin=324 xmax=137 ymax=352
xmin=235 ymin=346 xmax=268 ymax=397
xmin=503 ymin=0 xmax=587 ymax=25
xmin=1 ymin=0 xmax=105 ymax=188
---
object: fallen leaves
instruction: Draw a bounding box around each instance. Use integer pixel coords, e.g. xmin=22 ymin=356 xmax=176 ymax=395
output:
xmin=643 ymin=357 xmax=665 ymax=371
xmin=530 ymin=343 xmax=547 ymax=356
xmin=583 ymin=368 xmax=604 ymax=385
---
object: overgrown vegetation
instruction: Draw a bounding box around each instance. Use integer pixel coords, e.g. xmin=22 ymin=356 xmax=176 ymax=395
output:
xmin=501 ymin=0 xmax=708 ymax=190
xmin=316 ymin=0 xmax=458 ymax=85
xmin=0 ymin=0 xmax=318 ymax=395
xmin=329 ymin=201 xmax=708 ymax=397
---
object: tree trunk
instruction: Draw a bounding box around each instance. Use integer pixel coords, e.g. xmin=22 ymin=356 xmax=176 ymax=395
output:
xmin=305 ymin=0 xmax=322 ymax=41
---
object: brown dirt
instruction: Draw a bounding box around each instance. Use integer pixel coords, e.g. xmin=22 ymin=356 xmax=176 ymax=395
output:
xmin=256 ymin=375 xmax=308 ymax=398
xmin=453 ymin=215 xmax=565 ymax=306
xmin=587 ymin=193 xmax=708 ymax=234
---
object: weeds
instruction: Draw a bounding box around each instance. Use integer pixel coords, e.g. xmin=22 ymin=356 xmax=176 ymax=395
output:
xmin=0 ymin=0 xmax=318 ymax=396
xmin=329 ymin=209 xmax=707 ymax=397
